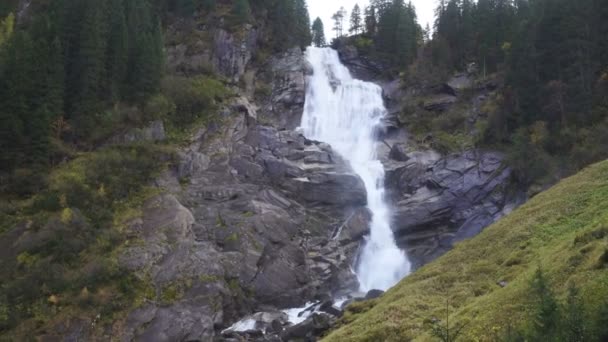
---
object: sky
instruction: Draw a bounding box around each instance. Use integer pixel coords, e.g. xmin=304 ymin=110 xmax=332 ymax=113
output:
xmin=308 ymin=0 xmax=436 ymax=41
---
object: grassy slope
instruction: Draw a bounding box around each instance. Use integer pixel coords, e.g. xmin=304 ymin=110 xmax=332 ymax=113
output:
xmin=325 ymin=160 xmax=608 ymax=341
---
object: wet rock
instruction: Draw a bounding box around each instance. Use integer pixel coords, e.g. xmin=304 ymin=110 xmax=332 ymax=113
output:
xmin=389 ymin=142 xmax=410 ymax=162
xmin=280 ymin=313 xmax=334 ymax=341
xmin=364 ymin=289 xmax=385 ymax=300
xmin=335 ymin=208 xmax=371 ymax=245
xmin=290 ymin=172 xmax=367 ymax=206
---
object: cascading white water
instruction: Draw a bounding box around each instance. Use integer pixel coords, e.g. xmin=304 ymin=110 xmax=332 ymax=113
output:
xmin=300 ymin=47 xmax=411 ymax=292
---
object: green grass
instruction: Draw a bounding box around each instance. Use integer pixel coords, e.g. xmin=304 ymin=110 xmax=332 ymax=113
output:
xmin=324 ymin=160 xmax=608 ymax=341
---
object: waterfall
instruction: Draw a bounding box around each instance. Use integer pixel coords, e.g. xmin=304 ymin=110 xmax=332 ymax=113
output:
xmin=300 ymin=47 xmax=410 ymax=292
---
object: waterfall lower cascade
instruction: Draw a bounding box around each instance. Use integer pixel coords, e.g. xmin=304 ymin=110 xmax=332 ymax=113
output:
xmin=300 ymin=47 xmax=411 ymax=292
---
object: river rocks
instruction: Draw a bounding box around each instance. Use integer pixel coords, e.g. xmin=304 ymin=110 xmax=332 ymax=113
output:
xmin=280 ymin=313 xmax=335 ymax=341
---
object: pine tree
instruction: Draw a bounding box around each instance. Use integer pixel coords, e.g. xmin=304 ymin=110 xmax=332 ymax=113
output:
xmin=562 ymin=284 xmax=587 ymax=342
xmin=105 ymin=0 xmax=128 ymax=101
xmin=364 ymin=5 xmax=377 ymax=36
xmin=528 ymin=268 xmax=560 ymax=340
xmin=332 ymin=7 xmax=346 ymax=38
xmin=350 ymin=4 xmax=362 ymax=35
xmin=293 ymin=0 xmax=312 ymax=48
xmin=71 ymin=0 xmax=106 ymax=130
xmin=311 ymin=17 xmax=326 ymax=47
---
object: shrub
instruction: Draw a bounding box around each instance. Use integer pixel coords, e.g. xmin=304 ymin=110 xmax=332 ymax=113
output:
xmin=161 ymin=76 xmax=229 ymax=128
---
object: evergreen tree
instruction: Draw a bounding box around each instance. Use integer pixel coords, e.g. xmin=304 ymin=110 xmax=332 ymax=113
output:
xmin=293 ymin=0 xmax=312 ymax=48
xmin=232 ymin=0 xmax=250 ymax=24
xmin=332 ymin=7 xmax=346 ymax=38
xmin=350 ymin=4 xmax=362 ymax=35
xmin=311 ymin=17 xmax=326 ymax=47
xmin=105 ymin=0 xmax=128 ymax=101
xmin=528 ymin=268 xmax=560 ymax=340
xmin=562 ymin=284 xmax=587 ymax=342
xmin=364 ymin=5 xmax=377 ymax=35
xmin=71 ymin=0 xmax=106 ymax=129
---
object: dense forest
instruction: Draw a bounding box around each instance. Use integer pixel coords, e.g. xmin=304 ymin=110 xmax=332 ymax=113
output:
xmin=0 ymin=0 xmax=312 ymax=335
xmin=332 ymin=0 xmax=608 ymax=186
xmin=431 ymin=0 xmax=608 ymax=185
xmin=0 ymin=0 xmax=312 ymax=196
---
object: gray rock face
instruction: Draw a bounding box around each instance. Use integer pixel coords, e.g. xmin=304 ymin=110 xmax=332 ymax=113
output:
xmin=381 ymin=147 xmax=515 ymax=268
xmin=117 ymin=45 xmax=369 ymax=338
xmin=258 ymin=48 xmax=310 ymax=130
xmin=213 ymin=28 xmax=258 ymax=81
xmin=166 ymin=25 xmax=257 ymax=81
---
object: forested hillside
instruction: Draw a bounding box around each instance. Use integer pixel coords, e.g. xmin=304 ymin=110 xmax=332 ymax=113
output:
xmin=334 ymin=0 xmax=608 ymax=188
xmin=0 ymin=0 xmax=313 ymax=338
xmin=0 ymin=0 xmax=312 ymax=196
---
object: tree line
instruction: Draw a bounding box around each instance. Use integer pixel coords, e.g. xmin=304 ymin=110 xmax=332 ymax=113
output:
xmin=310 ymin=1 xmax=420 ymax=66
xmin=0 ymin=0 xmax=163 ymax=177
xmin=0 ymin=0 xmax=315 ymax=192
xmin=432 ymin=0 xmax=608 ymax=183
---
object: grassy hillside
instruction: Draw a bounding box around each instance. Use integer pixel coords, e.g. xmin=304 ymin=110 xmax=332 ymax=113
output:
xmin=325 ymin=160 xmax=608 ymax=341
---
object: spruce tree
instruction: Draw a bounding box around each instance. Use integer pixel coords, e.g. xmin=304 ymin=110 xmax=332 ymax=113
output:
xmin=350 ymin=4 xmax=362 ymax=35
xmin=105 ymin=0 xmax=128 ymax=102
xmin=293 ymin=0 xmax=312 ymax=48
xmin=332 ymin=7 xmax=346 ymax=38
xmin=364 ymin=5 xmax=377 ymax=36
xmin=71 ymin=0 xmax=106 ymax=131
xmin=312 ymin=17 xmax=326 ymax=47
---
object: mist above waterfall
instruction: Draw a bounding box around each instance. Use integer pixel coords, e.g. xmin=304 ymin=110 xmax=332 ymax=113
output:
xmin=300 ymin=47 xmax=410 ymax=292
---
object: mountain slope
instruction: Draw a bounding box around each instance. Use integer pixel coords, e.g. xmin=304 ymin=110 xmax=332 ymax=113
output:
xmin=324 ymin=160 xmax=608 ymax=341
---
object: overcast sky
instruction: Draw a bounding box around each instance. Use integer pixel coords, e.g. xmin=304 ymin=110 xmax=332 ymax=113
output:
xmin=308 ymin=0 xmax=436 ymax=41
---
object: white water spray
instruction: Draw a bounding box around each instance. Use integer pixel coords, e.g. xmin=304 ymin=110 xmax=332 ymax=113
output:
xmin=300 ymin=47 xmax=410 ymax=292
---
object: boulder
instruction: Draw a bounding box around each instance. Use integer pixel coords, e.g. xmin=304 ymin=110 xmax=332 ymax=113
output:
xmin=389 ymin=142 xmax=410 ymax=162
xmin=289 ymin=172 xmax=367 ymax=206
xmin=364 ymin=289 xmax=385 ymax=300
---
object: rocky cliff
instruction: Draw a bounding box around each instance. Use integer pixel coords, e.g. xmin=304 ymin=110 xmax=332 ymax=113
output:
xmin=1 ymin=18 xmax=523 ymax=342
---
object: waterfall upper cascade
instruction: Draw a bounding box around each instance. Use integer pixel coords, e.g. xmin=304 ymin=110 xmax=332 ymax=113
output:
xmin=300 ymin=47 xmax=411 ymax=292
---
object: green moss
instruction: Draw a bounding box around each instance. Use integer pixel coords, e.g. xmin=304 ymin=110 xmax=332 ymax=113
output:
xmin=325 ymin=160 xmax=608 ymax=341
